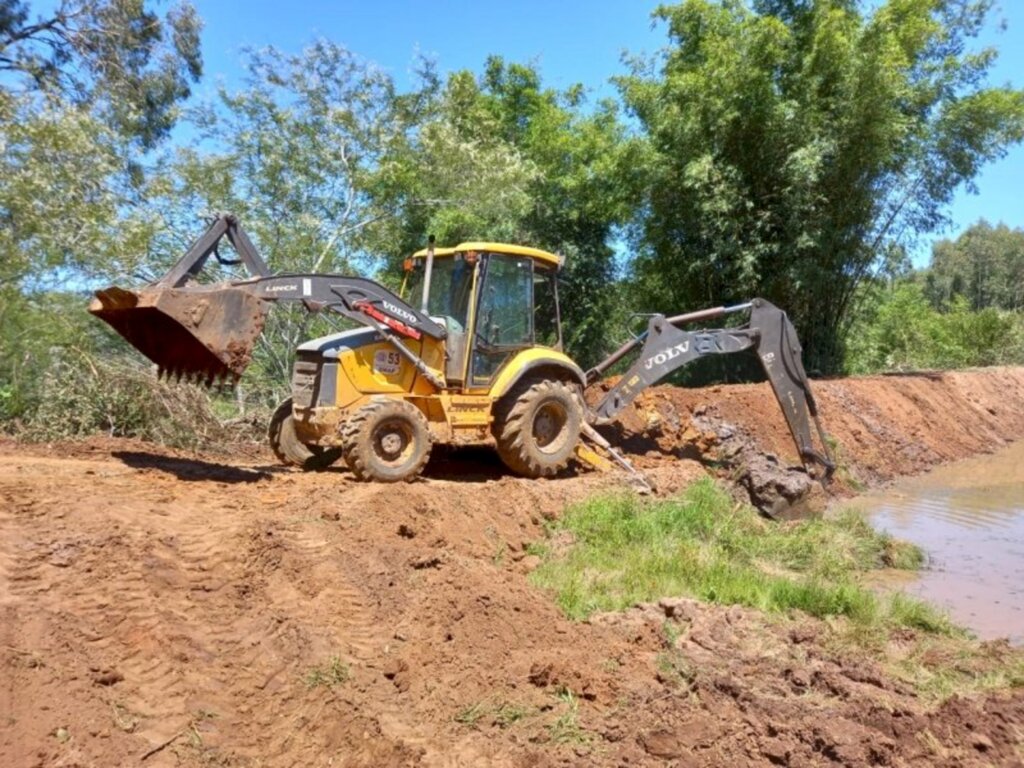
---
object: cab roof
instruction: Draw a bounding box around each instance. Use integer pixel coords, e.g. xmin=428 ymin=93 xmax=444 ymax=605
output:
xmin=411 ymin=241 xmax=561 ymax=267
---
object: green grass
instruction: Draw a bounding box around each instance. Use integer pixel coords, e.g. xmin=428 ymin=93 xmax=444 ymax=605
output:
xmin=454 ymin=700 xmax=490 ymax=728
xmin=530 ymin=477 xmax=947 ymax=634
xmin=454 ymin=698 xmax=537 ymax=730
xmin=897 ymin=643 xmax=1024 ymax=700
xmin=304 ymin=656 xmax=350 ymax=689
xmin=547 ymin=689 xmax=590 ymax=745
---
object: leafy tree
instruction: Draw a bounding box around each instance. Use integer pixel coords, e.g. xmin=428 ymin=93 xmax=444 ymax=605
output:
xmin=0 ymin=0 xmax=201 ymax=420
xmin=0 ymin=0 xmax=202 ymax=147
xmin=371 ymin=58 xmax=640 ymax=364
xmin=0 ymin=0 xmax=202 ymax=288
xmin=845 ymin=281 xmax=1024 ymax=372
xmin=478 ymin=59 xmax=643 ymax=364
xmin=364 ymin=66 xmax=540 ymax=261
xmin=137 ymin=41 xmax=431 ymax=400
xmin=0 ymin=98 xmax=124 ymax=286
xmin=619 ymin=0 xmax=1024 ymax=373
xmin=925 ymin=219 xmax=1024 ymax=310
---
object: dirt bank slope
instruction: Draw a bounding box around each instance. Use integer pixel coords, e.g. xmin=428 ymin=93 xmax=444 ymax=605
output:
xmin=2 ymin=368 xmax=1023 ymax=767
xmin=616 ymin=366 xmax=1024 ymax=491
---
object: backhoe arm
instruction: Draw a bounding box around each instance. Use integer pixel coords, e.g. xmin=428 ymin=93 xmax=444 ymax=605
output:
xmin=587 ymin=299 xmax=834 ymax=478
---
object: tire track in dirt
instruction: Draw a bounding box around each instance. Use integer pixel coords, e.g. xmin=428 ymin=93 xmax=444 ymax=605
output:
xmin=239 ymin=497 xmax=468 ymax=765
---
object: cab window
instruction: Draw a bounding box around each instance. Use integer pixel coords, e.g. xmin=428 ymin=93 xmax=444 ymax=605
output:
xmin=404 ymin=256 xmax=473 ymax=332
xmin=476 ymin=255 xmax=532 ymax=346
xmin=533 ymin=265 xmax=560 ymax=349
xmin=470 ymin=254 xmax=532 ymax=386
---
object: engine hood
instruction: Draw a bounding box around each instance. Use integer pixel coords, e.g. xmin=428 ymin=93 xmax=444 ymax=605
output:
xmin=296 ymin=328 xmax=382 ymax=359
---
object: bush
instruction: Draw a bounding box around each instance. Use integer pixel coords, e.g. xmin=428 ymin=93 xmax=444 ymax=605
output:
xmin=845 ymin=283 xmax=1024 ymax=373
xmin=19 ymin=350 xmax=262 ymax=452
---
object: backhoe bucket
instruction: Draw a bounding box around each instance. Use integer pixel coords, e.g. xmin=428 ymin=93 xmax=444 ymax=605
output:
xmin=89 ymin=284 xmax=269 ymax=383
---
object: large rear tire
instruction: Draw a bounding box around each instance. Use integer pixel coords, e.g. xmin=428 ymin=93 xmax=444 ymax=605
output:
xmin=493 ymin=379 xmax=582 ymax=478
xmin=341 ymin=397 xmax=432 ymax=482
xmin=268 ymin=398 xmax=343 ymax=471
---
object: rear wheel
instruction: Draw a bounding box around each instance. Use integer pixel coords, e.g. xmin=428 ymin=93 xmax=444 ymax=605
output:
xmin=341 ymin=397 xmax=432 ymax=482
xmin=268 ymin=398 xmax=343 ymax=470
xmin=493 ymin=379 xmax=582 ymax=478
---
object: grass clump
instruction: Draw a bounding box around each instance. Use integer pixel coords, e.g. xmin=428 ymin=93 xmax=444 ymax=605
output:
xmin=895 ymin=640 xmax=1024 ymax=700
xmin=530 ymin=477 xmax=944 ymax=634
xmin=547 ymin=689 xmax=590 ymax=745
xmin=454 ymin=700 xmax=489 ymax=728
xmin=493 ymin=702 xmax=532 ymax=728
xmin=454 ymin=699 xmax=536 ymax=730
xmin=304 ymin=656 xmax=350 ymax=689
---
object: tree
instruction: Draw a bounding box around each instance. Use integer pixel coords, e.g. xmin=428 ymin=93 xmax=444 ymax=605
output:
xmin=137 ymin=41 xmax=428 ymax=399
xmin=371 ymin=58 xmax=640 ymax=364
xmin=844 ymin=281 xmax=1024 ymax=373
xmin=363 ymin=65 xmax=540 ymax=262
xmin=925 ymin=220 xmax=1024 ymax=310
xmin=0 ymin=0 xmax=202 ymax=148
xmin=478 ymin=59 xmax=643 ymax=363
xmin=0 ymin=0 xmax=202 ymax=288
xmin=619 ymin=0 xmax=1024 ymax=373
xmin=0 ymin=0 xmax=202 ymax=421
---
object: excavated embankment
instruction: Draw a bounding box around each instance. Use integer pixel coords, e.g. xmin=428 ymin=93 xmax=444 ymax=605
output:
xmin=611 ymin=366 xmax=1024 ymax=515
xmin=2 ymin=367 xmax=1024 ymax=767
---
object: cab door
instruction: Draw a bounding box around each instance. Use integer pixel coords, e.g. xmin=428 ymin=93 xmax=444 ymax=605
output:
xmin=467 ymin=253 xmax=535 ymax=389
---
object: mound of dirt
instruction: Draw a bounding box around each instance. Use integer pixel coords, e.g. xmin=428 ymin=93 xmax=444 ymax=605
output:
xmin=3 ymin=368 xmax=1024 ymax=767
xmin=605 ymin=366 xmax=1024 ymax=514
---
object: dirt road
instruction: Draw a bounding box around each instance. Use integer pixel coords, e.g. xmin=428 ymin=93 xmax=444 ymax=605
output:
xmin=3 ymin=368 xmax=1024 ymax=767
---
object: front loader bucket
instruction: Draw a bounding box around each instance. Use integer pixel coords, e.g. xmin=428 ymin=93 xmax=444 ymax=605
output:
xmin=89 ymin=284 xmax=269 ymax=384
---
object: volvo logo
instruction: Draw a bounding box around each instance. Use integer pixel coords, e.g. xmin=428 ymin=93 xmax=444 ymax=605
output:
xmin=643 ymin=341 xmax=690 ymax=370
xmin=382 ymin=300 xmax=418 ymax=325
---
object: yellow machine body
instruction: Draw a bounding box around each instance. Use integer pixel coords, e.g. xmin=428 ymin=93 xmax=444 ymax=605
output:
xmin=289 ymin=243 xmax=583 ymax=449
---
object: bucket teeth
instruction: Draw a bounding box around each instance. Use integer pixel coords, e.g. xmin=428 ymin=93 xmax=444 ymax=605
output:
xmin=154 ymin=363 xmax=233 ymax=388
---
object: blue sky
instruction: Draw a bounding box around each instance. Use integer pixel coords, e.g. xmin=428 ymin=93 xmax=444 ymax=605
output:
xmin=191 ymin=0 xmax=1024 ymax=265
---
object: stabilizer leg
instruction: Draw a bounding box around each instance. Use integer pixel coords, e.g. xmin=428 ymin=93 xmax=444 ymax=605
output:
xmin=579 ymin=423 xmax=653 ymax=493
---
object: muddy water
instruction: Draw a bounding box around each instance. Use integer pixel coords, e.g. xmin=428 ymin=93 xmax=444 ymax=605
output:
xmin=857 ymin=440 xmax=1024 ymax=643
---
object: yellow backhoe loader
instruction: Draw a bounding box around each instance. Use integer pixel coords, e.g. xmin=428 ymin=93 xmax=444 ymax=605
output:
xmin=90 ymin=215 xmax=834 ymax=483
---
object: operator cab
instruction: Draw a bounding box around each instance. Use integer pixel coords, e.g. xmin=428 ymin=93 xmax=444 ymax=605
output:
xmin=402 ymin=242 xmax=564 ymax=389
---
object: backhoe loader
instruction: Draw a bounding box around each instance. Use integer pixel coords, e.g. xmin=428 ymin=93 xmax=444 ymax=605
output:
xmin=89 ymin=215 xmax=835 ymax=483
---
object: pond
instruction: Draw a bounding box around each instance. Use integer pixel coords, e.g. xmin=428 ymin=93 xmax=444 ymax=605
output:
xmin=855 ymin=440 xmax=1024 ymax=644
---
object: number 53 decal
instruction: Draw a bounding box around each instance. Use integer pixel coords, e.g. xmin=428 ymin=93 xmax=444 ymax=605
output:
xmin=373 ymin=349 xmax=402 ymax=375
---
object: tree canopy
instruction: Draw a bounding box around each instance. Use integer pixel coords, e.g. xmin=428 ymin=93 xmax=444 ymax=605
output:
xmin=0 ymin=0 xmax=202 ymax=289
xmin=0 ymin=0 xmax=202 ymax=147
xmin=618 ymin=0 xmax=1024 ymax=372
xmin=370 ymin=56 xmax=642 ymax=362
xmin=925 ymin=220 xmax=1024 ymax=311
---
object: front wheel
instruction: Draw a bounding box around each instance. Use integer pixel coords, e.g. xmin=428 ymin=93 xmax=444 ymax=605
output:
xmin=493 ymin=379 xmax=582 ymax=478
xmin=268 ymin=398 xmax=343 ymax=470
xmin=340 ymin=397 xmax=432 ymax=482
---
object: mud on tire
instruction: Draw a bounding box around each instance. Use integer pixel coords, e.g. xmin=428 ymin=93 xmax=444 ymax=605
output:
xmin=268 ymin=398 xmax=343 ymax=470
xmin=341 ymin=397 xmax=432 ymax=482
xmin=492 ymin=379 xmax=583 ymax=478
